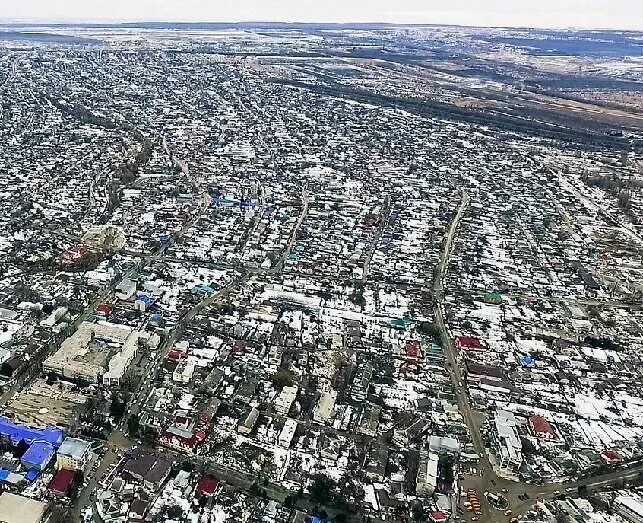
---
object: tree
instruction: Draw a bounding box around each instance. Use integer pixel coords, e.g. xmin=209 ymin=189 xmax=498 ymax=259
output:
xmin=310 ymin=475 xmax=336 ymax=504
xmin=166 ymin=505 xmax=183 ymax=519
xmin=271 ymin=369 xmax=294 ymax=390
xmin=127 ymin=414 xmax=140 ymax=436
xmin=418 ymin=321 xmax=441 ymax=341
xmin=109 ymin=394 xmax=126 ymax=419
xmin=412 ymin=502 xmax=428 ymax=522
xmin=335 ymin=514 xmax=348 ymax=523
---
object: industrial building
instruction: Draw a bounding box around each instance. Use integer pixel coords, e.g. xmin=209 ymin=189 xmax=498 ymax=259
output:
xmin=43 ymin=321 xmax=158 ymax=385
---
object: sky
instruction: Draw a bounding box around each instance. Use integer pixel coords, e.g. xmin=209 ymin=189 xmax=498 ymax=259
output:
xmin=1 ymin=0 xmax=642 ymax=30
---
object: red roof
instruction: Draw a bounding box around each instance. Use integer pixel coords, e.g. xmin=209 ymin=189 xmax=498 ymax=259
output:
xmin=601 ymin=449 xmax=622 ymax=462
xmin=455 ymin=336 xmax=484 ymax=350
xmin=167 ymin=349 xmax=187 ymax=361
xmin=405 ymin=340 xmax=420 ymax=358
xmin=48 ymin=468 xmax=76 ymax=494
xmin=529 ymin=415 xmax=554 ymax=436
xmin=96 ymin=304 xmax=113 ymax=315
xmin=431 ymin=511 xmax=448 ymax=522
xmin=196 ymin=475 xmax=219 ymax=497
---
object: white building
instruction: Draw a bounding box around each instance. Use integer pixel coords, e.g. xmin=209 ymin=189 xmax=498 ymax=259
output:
xmin=278 ymin=418 xmax=298 ymax=448
xmin=274 ymin=386 xmax=298 ymax=415
xmin=313 ymin=390 xmax=337 ymax=424
xmin=492 ymin=409 xmax=523 ymax=472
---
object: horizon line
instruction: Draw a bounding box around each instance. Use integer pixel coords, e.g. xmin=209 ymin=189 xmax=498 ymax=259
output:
xmin=0 ymin=19 xmax=642 ymax=32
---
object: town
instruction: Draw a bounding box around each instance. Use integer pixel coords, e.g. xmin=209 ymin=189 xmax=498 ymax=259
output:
xmin=0 ymin=22 xmax=642 ymax=523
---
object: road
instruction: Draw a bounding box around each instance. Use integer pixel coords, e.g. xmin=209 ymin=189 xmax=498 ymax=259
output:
xmin=362 ymin=195 xmax=391 ymax=286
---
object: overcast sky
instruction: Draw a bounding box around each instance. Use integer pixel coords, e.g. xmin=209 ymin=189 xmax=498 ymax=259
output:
xmin=1 ymin=0 xmax=641 ymax=30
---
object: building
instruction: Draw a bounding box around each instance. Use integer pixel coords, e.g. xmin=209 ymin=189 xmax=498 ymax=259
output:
xmin=20 ymin=440 xmax=55 ymax=471
xmin=416 ymin=451 xmax=439 ymax=496
xmin=196 ymin=475 xmax=220 ymax=497
xmin=615 ymin=494 xmax=643 ymax=523
xmin=0 ymin=417 xmax=64 ymax=447
xmin=529 ymin=415 xmax=555 ymax=439
xmin=160 ymin=427 xmax=206 ymax=453
xmin=278 ymin=418 xmax=298 ymax=448
xmin=428 ymin=435 xmax=461 ymax=455
xmin=313 ymin=390 xmax=337 ymax=424
xmin=48 ymin=468 xmax=76 ymax=497
xmin=455 ymin=336 xmax=485 ymax=352
xmin=492 ymin=410 xmax=522 ymax=472
xmin=115 ymin=278 xmax=137 ymax=301
xmin=56 ymin=437 xmax=92 ymax=471
xmin=238 ymin=407 xmax=259 ymax=435
xmin=274 ymin=386 xmax=298 ymax=415
xmin=0 ymin=492 xmax=49 ymax=523
xmin=43 ymin=321 xmax=156 ymax=385
xmin=121 ymin=450 xmax=172 ymax=491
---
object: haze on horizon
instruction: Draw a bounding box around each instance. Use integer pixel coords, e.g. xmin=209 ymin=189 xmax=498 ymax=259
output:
xmin=1 ymin=0 xmax=642 ymax=31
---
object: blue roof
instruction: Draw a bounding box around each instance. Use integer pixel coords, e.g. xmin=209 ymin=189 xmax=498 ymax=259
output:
xmin=21 ymin=441 xmax=55 ymax=468
xmin=137 ymin=295 xmax=151 ymax=304
xmin=521 ymin=355 xmax=535 ymax=367
xmin=0 ymin=417 xmax=64 ymax=447
xmin=24 ymin=469 xmax=40 ymax=482
xmin=0 ymin=469 xmax=9 ymax=481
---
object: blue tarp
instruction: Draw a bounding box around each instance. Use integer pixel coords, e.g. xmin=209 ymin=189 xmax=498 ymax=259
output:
xmin=21 ymin=440 xmax=55 ymax=470
xmin=0 ymin=469 xmax=9 ymax=481
xmin=0 ymin=416 xmax=64 ymax=447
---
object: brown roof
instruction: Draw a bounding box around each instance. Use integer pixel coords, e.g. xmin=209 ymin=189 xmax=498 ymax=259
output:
xmin=529 ymin=415 xmax=554 ymax=435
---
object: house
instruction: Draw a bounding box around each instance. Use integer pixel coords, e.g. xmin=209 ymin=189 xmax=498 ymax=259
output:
xmin=196 ymin=475 xmax=220 ymax=497
xmin=160 ymin=426 xmax=206 ymax=453
xmin=95 ymin=303 xmax=113 ymax=317
xmin=56 ymin=437 xmax=93 ymax=471
xmin=529 ymin=415 xmax=555 ymax=439
xmin=129 ymin=499 xmax=149 ymax=521
xmin=48 ymin=468 xmax=76 ymax=496
xmin=455 ymin=336 xmax=485 ymax=352
xmin=278 ymin=418 xmax=298 ymax=448
xmin=313 ymin=390 xmax=337 ymax=424
xmin=121 ymin=450 xmax=172 ymax=491
xmin=21 ymin=440 xmax=55 ymax=471
xmin=116 ymin=278 xmax=137 ymax=301
xmin=274 ymin=386 xmax=298 ymax=415
xmin=238 ymin=407 xmax=259 ymax=435
xmin=601 ymin=449 xmax=623 ymax=464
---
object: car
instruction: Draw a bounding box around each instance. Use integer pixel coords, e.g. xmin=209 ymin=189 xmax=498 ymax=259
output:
xmin=471 ymin=518 xmax=478 ymax=521
xmin=554 ymin=490 xmax=561 ymax=495
xmin=501 ymin=488 xmax=508 ymax=493
xmin=504 ymin=510 xmax=513 ymax=516
xmin=475 ymin=511 xmax=483 ymax=516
